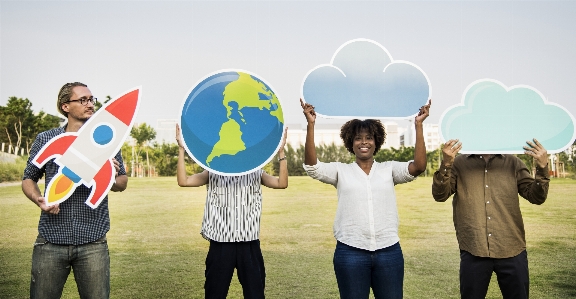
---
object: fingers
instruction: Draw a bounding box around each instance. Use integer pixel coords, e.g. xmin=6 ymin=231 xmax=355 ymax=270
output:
xmin=38 ymin=197 xmax=60 ymax=214
xmin=175 ymin=124 xmax=184 ymax=147
xmin=281 ymin=127 xmax=288 ymax=144
xmin=300 ymin=98 xmax=315 ymax=111
xmin=523 ymin=138 xmax=546 ymax=154
xmin=415 ymin=100 xmax=431 ymax=119
xmin=444 ymin=139 xmax=462 ymax=153
xmin=111 ymin=158 xmax=120 ymax=173
xmin=523 ymin=138 xmax=549 ymax=168
xmin=278 ymin=127 xmax=288 ymax=151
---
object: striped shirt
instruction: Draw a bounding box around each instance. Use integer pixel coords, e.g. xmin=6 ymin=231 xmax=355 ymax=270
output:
xmin=22 ymin=126 xmax=126 ymax=245
xmin=304 ymin=160 xmax=415 ymax=251
xmin=201 ymin=170 xmax=264 ymax=242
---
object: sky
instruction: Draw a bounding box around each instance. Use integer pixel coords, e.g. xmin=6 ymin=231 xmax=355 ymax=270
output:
xmin=2 ymin=0 xmax=576 ymax=142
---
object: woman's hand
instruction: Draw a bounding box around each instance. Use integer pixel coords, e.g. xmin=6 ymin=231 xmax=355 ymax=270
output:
xmin=300 ymin=98 xmax=316 ymax=125
xmin=175 ymin=123 xmax=185 ymax=148
xmin=414 ymin=99 xmax=431 ymax=125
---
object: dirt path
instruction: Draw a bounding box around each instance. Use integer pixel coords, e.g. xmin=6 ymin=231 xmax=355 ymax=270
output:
xmin=0 ymin=179 xmax=43 ymax=187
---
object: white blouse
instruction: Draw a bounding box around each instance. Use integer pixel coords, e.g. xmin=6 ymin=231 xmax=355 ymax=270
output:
xmin=303 ymin=160 xmax=415 ymax=251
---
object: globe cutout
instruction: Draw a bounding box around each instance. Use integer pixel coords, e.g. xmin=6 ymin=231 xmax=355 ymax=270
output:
xmin=180 ymin=70 xmax=285 ymax=176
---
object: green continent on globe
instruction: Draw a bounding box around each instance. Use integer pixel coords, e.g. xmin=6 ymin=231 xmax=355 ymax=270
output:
xmin=206 ymin=119 xmax=246 ymax=166
xmin=205 ymin=72 xmax=283 ymax=166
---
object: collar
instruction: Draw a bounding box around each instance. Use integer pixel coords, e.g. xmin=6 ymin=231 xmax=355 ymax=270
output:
xmin=465 ymin=154 xmax=504 ymax=159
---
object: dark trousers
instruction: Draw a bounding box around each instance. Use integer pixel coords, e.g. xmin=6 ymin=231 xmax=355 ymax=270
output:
xmin=460 ymin=250 xmax=529 ymax=299
xmin=204 ymin=239 xmax=265 ymax=299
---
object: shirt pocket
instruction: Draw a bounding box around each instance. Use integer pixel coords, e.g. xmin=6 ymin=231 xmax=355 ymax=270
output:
xmin=209 ymin=187 xmax=233 ymax=207
xmin=241 ymin=185 xmax=262 ymax=208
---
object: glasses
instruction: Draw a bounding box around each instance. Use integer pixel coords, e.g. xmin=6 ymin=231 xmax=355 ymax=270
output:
xmin=66 ymin=97 xmax=98 ymax=106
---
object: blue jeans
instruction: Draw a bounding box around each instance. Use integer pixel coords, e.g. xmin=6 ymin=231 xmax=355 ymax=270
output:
xmin=30 ymin=235 xmax=110 ymax=299
xmin=333 ymin=241 xmax=404 ymax=299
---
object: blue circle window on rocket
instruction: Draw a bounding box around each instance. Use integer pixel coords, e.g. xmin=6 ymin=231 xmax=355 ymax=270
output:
xmin=93 ymin=124 xmax=114 ymax=145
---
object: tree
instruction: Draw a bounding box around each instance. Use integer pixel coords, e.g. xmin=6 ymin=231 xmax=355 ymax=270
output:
xmin=0 ymin=97 xmax=60 ymax=154
xmin=273 ymin=144 xmax=306 ymax=176
xmin=94 ymin=95 xmax=112 ymax=111
xmin=374 ymin=146 xmax=415 ymax=163
xmin=130 ymin=123 xmax=157 ymax=177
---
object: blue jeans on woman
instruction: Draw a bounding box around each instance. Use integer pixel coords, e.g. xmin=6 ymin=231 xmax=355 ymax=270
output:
xmin=30 ymin=235 xmax=110 ymax=299
xmin=333 ymin=241 xmax=404 ymax=299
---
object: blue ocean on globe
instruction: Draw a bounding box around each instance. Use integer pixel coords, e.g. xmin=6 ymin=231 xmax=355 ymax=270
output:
xmin=180 ymin=71 xmax=284 ymax=175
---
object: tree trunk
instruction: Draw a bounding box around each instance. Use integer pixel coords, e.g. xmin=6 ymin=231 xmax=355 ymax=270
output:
xmin=131 ymin=145 xmax=136 ymax=177
xmin=146 ymin=148 xmax=150 ymax=177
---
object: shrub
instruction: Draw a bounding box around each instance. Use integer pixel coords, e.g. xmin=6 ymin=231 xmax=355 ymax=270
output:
xmin=0 ymin=157 xmax=27 ymax=183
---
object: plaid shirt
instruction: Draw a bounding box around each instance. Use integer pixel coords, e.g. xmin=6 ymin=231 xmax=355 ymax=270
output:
xmin=23 ymin=126 xmax=127 ymax=245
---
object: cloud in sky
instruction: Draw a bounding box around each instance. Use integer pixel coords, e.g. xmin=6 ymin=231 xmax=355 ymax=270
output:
xmin=301 ymin=38 xmax=430 ymax=119
xmin=440 ymin=79 xmax=576 ymax=154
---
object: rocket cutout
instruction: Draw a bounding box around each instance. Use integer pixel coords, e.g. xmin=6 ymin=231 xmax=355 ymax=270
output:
xmin=33 ymin=87 xmax=141 ymax=209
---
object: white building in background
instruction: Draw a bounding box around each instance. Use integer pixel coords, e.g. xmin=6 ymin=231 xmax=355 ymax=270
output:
xmin=152 ymin=118 xmax=439 ymax=152
xmin=286 ymin=124 xmax=343 ymax=148
xmin=401 ymin=123 xmax=441 ymax=151
xmin=285 ymin=122 xmax=405 ymax=149
xmin=155 ymin=119 xmax=178 ymax=143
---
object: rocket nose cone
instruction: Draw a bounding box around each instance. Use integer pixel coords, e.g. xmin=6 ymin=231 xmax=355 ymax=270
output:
xmin=105 ymin=89 xmax=140 ymax=126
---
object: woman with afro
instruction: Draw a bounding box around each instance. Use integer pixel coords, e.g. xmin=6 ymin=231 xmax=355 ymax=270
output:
xmin=301 ymin=99 xmax=431 ymax=299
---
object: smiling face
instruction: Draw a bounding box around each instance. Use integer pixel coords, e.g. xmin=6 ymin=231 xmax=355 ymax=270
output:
xmin=352 ymin=129 xmax=376 ymax=160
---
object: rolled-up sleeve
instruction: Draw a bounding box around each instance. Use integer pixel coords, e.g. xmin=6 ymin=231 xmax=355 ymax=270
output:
xmin=391 ymin=160 xmax=416 ymax=185
xmin=517 ymin=163 xmax=549 ymax=205
xmin=303 ymin=160 xmax=338 ymax=187
xmin=22 ymin=134 xmax=46 ymax=182
xmin=432 ymin=162 xmax=455 ymax=202
xmin=114 ymin=150 xmax=127 ymax=176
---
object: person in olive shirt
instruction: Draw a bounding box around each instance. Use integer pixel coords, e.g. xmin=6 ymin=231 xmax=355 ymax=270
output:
xmin=432 ymin=138 xmax=549 ymax=299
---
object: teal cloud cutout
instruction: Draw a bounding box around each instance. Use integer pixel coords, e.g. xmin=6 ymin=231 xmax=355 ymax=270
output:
xmin=301 ymin=38 xmax=430 ymax=119
xmin=440 ymin=79 xmax=576 ymax=154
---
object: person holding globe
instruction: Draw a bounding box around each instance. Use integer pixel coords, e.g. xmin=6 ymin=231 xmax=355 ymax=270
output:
xmin=301 ymin=98 xmax=431 ymax=299
xmin=175 ymin=124 xmax=288 ymax=299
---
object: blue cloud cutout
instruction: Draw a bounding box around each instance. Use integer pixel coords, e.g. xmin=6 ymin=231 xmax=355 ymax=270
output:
xmin=440 ymin=79 xmax=576 ymax=154
xmin=301 ymin=38 xmax=431 ymax=119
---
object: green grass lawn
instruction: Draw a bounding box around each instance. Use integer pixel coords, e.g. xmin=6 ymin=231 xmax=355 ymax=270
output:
xmin=1 ymin=177 xmax=575 ymax=298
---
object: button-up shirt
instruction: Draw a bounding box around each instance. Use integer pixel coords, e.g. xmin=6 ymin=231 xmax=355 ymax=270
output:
xmin=22 ymin=126 xmax=126 ymax=245
xmin=201 ymin=170 xmax=264 ymax=242
xmin=432 ymin=154 xmax=549 ymax=258
xmin=304 ymin=160 xmax=415 ymax=251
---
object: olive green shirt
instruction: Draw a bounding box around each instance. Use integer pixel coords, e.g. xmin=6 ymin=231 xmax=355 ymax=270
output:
xmin=432 ymin=154 xmax=549 ymax=258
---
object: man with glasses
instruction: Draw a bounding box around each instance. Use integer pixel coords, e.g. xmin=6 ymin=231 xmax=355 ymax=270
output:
xmin=22 ymin=82 xmax=128 ymax=299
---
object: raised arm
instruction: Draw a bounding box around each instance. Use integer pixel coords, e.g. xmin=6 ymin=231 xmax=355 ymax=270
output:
xmin=110 ymin=157 xmax=128 ymax=192
xmin=408 ymin=100 xmax=431 ymax=176
xmin=432 ymin=139 xmax=461 ymax=201
xmin=176 ymin=124 xmax=209 ymax=187
xmin=300 ymin=98 xmax=317 ymax=166
xmin=262 ymin=127 xmax=288 ymax=189
xmin=518 ymin=138 xmax=550 ymax=204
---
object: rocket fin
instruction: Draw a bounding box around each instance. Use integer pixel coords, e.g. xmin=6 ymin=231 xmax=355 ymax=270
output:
xmin=85 ymin=159 xmax=115 ymax=209
xmin=33 ymin=134 xmax=77 ymax=167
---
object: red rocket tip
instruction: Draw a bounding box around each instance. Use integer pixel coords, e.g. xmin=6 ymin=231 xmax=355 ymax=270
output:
xmin=105 ymin=89 xmax=140 ymax=126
